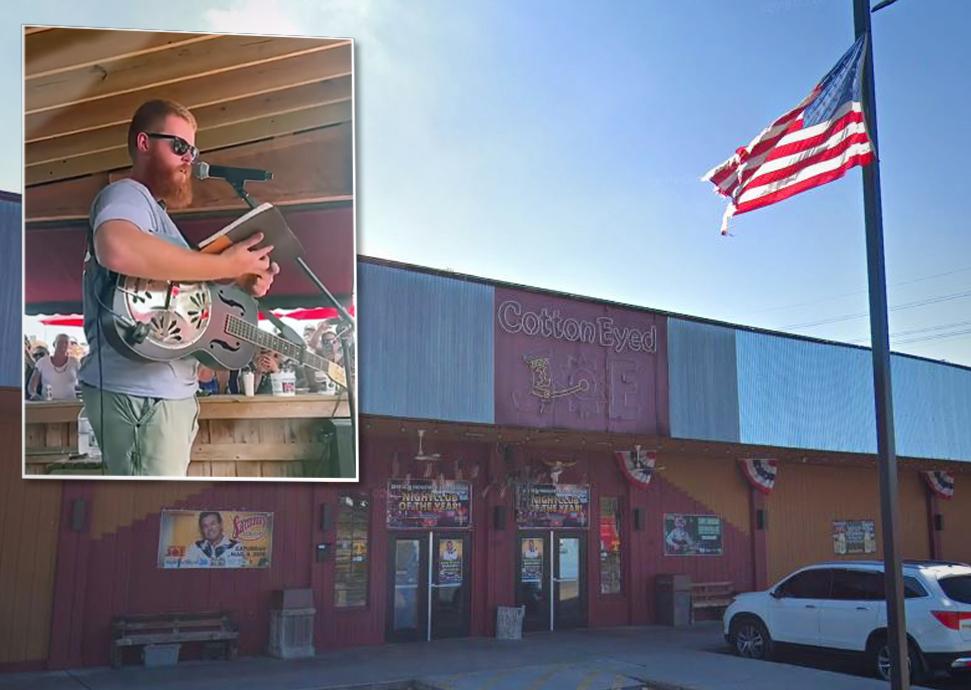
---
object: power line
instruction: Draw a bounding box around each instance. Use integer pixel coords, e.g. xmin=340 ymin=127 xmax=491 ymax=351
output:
xmin=780 ymin=288 xmax=971 ymax=330
xmin=894 ymin=328 xmax=971 ymax=345
xmin=848 ymin=318 xmax=971 ymax=344
xmin=748 ymin=264 xmax=971 ymax=316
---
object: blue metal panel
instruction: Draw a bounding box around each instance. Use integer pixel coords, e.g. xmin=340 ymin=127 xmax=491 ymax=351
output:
xmin=358 ymin=263 xmax=494 ymax=423
xmin=736 ymin=331 xmax=877 ymax=454
xmin=0 ymin=198 xmax=21 ymax=388
xmin=667 ymin=318 xmax=740 ymax=443
xmin=891 ymin=356 xmax=971 ymax=462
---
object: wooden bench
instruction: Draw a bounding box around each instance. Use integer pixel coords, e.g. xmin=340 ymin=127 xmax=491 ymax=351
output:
xmin=691 ymin=581 xmax=734 ymax=621
xmin=111 ymin=611 xmax=239 ymax=668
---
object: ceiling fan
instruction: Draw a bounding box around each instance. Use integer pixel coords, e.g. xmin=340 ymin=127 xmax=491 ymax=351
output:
xmin=414 ymin=429 xmax=441 ymax=462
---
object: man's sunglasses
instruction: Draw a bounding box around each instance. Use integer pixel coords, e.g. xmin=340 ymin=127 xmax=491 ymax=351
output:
xmin=145 ymin=132 xmax=199 ymax=161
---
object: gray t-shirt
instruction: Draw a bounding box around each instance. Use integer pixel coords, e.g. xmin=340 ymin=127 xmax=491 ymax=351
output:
xmin=79 ymin=179 xmax=199 ymax=399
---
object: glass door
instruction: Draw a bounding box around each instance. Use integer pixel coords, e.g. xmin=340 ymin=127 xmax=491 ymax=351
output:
xmin=517 ymin=531 xmax=587 ymax=631
xmin=516 ymin=531 xmax=551 ymax=632
xmin=430 ymin=533 xmax=471 ymax=639
xmin=388 ymin=532 xmax=472 ymax=642
xmin=553 ymin=533 xmax=586 ymax=629
xmin=387 ymin=536 xmax=427 ymax=642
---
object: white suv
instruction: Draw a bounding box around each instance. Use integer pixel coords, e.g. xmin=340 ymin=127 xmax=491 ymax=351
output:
xmin=723 ymin=560 xmax=971 ymax=682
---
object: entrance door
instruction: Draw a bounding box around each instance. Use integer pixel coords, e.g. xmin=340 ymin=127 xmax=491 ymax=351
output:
xmin=387 ymin=533 xmax=471 ymax=642
xmin=430 ymin=532 xmax=471 ymax=639
xmin=516 ymin=531 xmax=586 ymax=632
xmin=517 ymin=531 xmax=550 ymax=632
xmin=388 ymin=536 xmax=426 ymax=642
xmin=553 ymin=534 xmax=586 ymax=629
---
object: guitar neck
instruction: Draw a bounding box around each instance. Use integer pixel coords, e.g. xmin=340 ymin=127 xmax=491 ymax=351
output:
xmin=226 ymin=315 xmax=330 ymax=372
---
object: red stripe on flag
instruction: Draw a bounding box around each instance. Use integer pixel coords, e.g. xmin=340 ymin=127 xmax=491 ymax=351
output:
xmin=744 ymin=131 xmax=871 ymax=191
xmin=708 ymin=121 xmax=797 ymax=190
xmin=734 ymin=151 xmax=874 ymax=216
xmin=706 ymin=93 xmax=817 ymax=189
xmin=764 ymin=109 xmax=866 ymax=162
xmin=713 ymin=118 xmax=806 ymax=198
xmin=721 ymin=111 xmax=866 ymax=201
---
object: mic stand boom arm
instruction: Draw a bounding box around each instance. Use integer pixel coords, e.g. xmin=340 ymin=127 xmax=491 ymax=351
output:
xmin=229 ymin=179 xmax=357 ymax=461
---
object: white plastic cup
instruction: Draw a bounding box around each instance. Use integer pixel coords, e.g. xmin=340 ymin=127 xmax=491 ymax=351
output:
xmin=242 ymin=371 xmax=255 ymax=397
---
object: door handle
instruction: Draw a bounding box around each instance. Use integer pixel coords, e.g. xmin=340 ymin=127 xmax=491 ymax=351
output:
xmin=856 ymin=606 xmax=869 ymax=611
xmin=804 ymin=604 xmax=816 ymax=609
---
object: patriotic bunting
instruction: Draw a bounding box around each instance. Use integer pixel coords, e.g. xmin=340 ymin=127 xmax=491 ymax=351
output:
xmin=739 ymin=458 xmax=778 ymax=494
xmin=615 ymin=446 xmax=656 ymax=490
xmin=923 ymin=470 xmax=955 ymax=500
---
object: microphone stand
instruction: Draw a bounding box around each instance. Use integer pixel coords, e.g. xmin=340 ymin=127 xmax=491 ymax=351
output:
xmin=227 ymin=177 xmax=356 ymax=466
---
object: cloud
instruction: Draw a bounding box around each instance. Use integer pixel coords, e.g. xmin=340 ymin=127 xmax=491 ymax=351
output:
xmin=204 ymin=0 xmax=302 ymax=36
xmin=202 ymin=0 xmax=377 ymax=39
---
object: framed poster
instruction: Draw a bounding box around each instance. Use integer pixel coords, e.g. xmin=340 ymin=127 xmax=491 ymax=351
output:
xmin=438 ymin=539 xmax=463 ymax=585
xmin=663 ymin=514 xmax=723 ymax=556
xmin=516 ymin=484 xmax=590 ymax=529
xmin=520 ymin=537 xmax=544 ymax=583
xmin=832 ymin=519 xmax=877 ymax=554
xmin=386 ymin=479 xmax=472 ymax=529
xmin=157 ymin=510 xmax=272 ymax=569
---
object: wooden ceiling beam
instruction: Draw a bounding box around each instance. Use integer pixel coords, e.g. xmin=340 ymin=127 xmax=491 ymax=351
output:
xmin=26 ymin=42 xmax=352 ymax=142
xmin=26 ymin=76 xmax=351 ymax=167
xmin=27 ymin=99 xmax=352 ymax=186
xmin=26 ymin=35 xmax=346 ymax=114
xmin=25 ymin=28 xmax=215 ymax=80
xmin=25 ymin=124 xmax=352 ymax=222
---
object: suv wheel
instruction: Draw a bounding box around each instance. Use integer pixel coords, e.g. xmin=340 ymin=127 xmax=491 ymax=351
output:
xmin=730 ymin=616 xmax=773 ymax=660
xmin=867 ymin=637 xmax=924 ymax=683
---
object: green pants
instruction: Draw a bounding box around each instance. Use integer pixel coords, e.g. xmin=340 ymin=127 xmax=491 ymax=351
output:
xmin=80 ymin=384 xmax=199 ymax=477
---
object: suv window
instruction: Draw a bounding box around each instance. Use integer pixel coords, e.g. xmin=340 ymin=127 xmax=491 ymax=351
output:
xmin=939 ymin=575 xmax=971 ymax=604
xmin=831 ymin=570 xmax=883 ymax=600
xmin=777 ymin=569 xmax=832 ymax=599
xmin=904 ymin=576 xmax=928 ymax=599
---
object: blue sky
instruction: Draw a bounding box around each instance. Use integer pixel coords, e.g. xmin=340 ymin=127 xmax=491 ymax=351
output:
xmin=11 ymin=0 xmax=971 ymax=366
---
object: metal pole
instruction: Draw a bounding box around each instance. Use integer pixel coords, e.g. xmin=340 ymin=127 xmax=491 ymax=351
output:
xmin=852 ymin=2 xmax=909 ymax=688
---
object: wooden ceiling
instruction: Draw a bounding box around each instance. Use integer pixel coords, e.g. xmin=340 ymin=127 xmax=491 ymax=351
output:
xmin=24 ymin=27 xmax=353 ymax=222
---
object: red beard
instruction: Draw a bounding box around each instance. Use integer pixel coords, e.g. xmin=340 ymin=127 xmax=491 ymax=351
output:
xmin=144 ymin=155 xmax=193 ymax=209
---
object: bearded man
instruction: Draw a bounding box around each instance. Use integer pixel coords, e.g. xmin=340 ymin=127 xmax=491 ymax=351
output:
xmin=79 ymin=99 xmax=279 ymax=476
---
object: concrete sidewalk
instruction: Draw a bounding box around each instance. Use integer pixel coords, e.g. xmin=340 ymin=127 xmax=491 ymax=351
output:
xmin=0 ymin=623 xmax=931 ymax=690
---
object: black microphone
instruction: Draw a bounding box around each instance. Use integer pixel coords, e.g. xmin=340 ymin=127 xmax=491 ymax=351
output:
xmin=192 ymin=161 xmax=273 ymax=184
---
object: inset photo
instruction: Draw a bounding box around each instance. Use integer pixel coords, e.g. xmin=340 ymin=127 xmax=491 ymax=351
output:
xmin=23 ymin=26 xmax=357 ymax=480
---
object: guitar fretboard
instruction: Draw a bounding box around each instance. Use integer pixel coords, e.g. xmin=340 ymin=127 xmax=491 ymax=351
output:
xmin=225 ymin=315 xmax=329 ymax=372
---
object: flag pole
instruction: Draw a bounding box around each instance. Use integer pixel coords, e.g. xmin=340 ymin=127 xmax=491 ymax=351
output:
xmin=852 ymin=1 xmax=909 ymax=688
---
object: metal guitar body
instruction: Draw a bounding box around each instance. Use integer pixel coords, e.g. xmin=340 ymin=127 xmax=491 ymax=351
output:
xmin=102 ymin=276 xmax=258 ymax=370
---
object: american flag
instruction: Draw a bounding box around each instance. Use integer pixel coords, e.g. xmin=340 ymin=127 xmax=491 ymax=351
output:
xmin=703 ymin=35 xmax=874 ymax=235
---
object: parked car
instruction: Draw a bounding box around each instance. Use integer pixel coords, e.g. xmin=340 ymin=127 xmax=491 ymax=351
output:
xmin=723 ymin=560 xmax=971 ymax=682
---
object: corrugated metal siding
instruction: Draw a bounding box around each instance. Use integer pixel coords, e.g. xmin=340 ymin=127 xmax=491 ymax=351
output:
xmin=899 ymin=470 xmax=931 ymax=561
xmin=0 ymin=198 xmax=21 ymax=388
xmin=766 ymin=462 xmax=880 ymax=585
xmin=891 ymin=356 xmax=971 ymax=461
xmin=358 ymin=263 xmax=494 ymax=423
xmin=736 ymin=331 xmax=877 ymax=454
xmin=0 ymin=390 xmax=60 ymax=665
xmin=49 ymin=480 xmax=319 ymax=667
xmin=764 ymin=462 xmax=930 ymax=585
xmin=661 ymin=453 xmax=750 ymax=537
xmin=939 ymin=487 xmax=971 ymax=565
xmin=667 ymin=319 xmax=740 ymax=443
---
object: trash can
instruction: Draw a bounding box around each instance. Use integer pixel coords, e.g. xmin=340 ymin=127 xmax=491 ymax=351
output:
xmin=496 ymin=605 xmax=525 ymax=639
xmin=268 ymin=588 xmax=316 ymax=659
xmin=655 ymin=574 xmax=692 ymax=627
